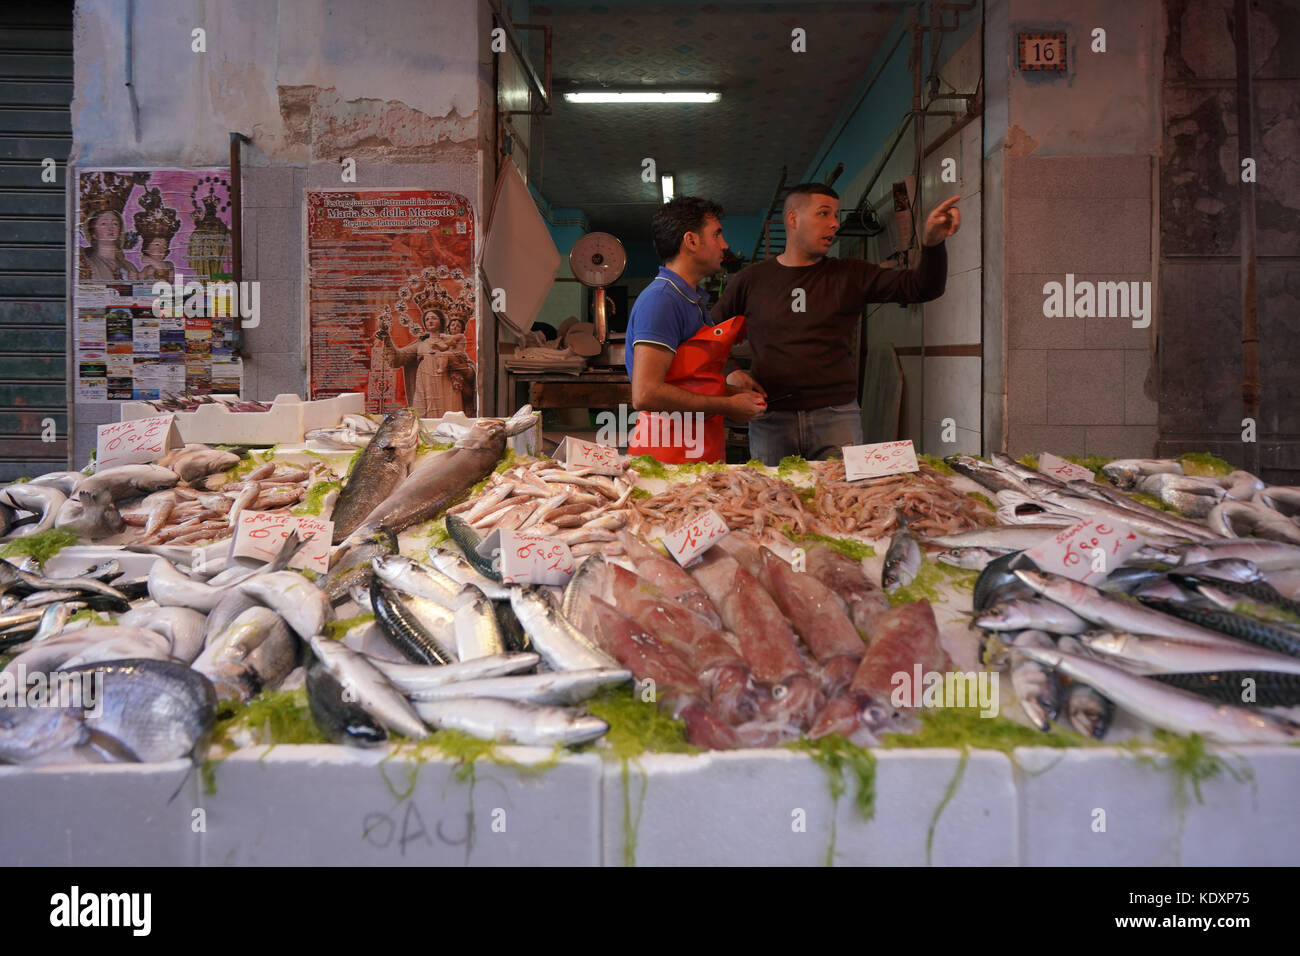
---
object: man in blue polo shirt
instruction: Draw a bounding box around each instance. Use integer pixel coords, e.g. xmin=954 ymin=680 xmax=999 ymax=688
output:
xmin=624 ymin=197 xmax=767 ymax=463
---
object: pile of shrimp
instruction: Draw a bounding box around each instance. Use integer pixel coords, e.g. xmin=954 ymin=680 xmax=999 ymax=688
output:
xmin=809 ymin=460 xmax=995 ymax=538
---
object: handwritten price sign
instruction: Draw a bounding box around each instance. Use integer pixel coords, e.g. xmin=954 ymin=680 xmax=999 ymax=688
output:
xmin=842 ymin=439 xmax=920 ymax=482
xmin=662 ymin=509 xmax=729 ymax=567
xmin=478 ymin=529 xmax=575 ymax=585
xmin=1025 ymin=517 xmax=1144 ymax=585
xmin=557 ymin=436 xmax=625 ymax=476
xmin=95 ymin=415 xmax=180 ymax=472
xmin=230 ymin=512 xmax=333 ymax=574
xmin=1039 ymin=452 xmax=1094 ymax=483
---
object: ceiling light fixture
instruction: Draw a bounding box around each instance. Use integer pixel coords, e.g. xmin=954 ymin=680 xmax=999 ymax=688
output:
xmin=661 ymin=174 xmax=675 ymax=204
xmin=563 ymin=91 xmax=721 ymax=104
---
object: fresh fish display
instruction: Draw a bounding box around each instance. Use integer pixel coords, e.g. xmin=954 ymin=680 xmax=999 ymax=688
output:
xmin=1134 ymin=599 xmax=1300 ymax=658
xmin=1064 ymin=682 xmax=1114 ymax=739
xmin=192 ymin=606 xmax=298 ymax=701
xmin=1007 ymin=630 xmax=1062 ymax=731
xmin=1207 ymin=499 xmax=1300 ymax=544
xmin=1147 ymin=671 xmax=1300 ymax=707
xmin=371 ymin=582 xmax=459 ymax=666
xmin=373 ymin=652 xmax=541 ymax=694
xmin=510 ymin=586 xmax=618 ymax=671
xmin=1 ymin=483 xmax=69 ymax=538
xmin=404 ymin=668 xmax=631 ymax=705
xmin=428 ymin=549 xmax=511 ymax=600
xmin=306 ymin=659 xmax=387 ymax=747
xmin=1079 ymin=631 xmax=1300 ymax=676
xmin=331 ymin=409 xmax=420 ymax=543
xmin=453 ymin=587 xmax=507 ymax=660
xmin=1101 ymin=458 xmax=1184 ymax=489
xmin=307 ymin=634 xmax=427 ymax=740
xmin=975 ymin=598 xmax=1090 ymax=634
xmin=1012 ymin=644 xmax=1300 ymax=744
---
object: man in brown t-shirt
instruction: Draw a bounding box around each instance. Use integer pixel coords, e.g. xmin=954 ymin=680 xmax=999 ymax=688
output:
xmin=711 ymin=183 xmax=960 ymax=464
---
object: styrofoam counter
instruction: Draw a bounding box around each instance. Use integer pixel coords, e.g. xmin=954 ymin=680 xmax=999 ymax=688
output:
xmin=3 ymin=745 xmax=1295 ymax=866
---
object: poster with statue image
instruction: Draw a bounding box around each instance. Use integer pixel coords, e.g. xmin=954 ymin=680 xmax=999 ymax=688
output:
xmin=74 ymin=168 xmax=242 ymax=401
xmin=305 ymin=189 xmax=477 ymax=418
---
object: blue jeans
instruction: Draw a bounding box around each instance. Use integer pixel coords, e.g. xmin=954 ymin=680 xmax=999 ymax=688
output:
xmin=748 ymin=401 xmax=864 ymax=465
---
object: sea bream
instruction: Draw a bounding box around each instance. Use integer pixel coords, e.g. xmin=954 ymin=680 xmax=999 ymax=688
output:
xmin=330 ymin=409 xmax=420 ymax=544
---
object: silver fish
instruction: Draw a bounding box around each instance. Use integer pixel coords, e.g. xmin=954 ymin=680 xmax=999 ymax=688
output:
xmin=1100 ymin=458 xmax=1183 ymax=489
xmin=1065 ymin=682 xmax=1114 ymax=739
xmin=192 ymin=606 xmax=297 ymax=701
xmin=1013 ymin=644 xmax=1300 ymax=744
xmin=429 ymin=549 xmax=512 ymax=600
xmin=1207 ymin=500 xmax=1300 ymax=545
xmin=923 ymin=526 xmax=1057 ymax=550
xmin=412 ymin=697 xmax=608 ymax=747
xmin=371 ymin=554 xmax=464 ymax=608
xmin=27 ymin=471 xmax=88 ymax=496
xmin=74 ymin=464 xmax=179 ymax=503
xmin=236 ymin=570 xmax=332 ymax=642
xmin=404 ymin=668 xmax=631 ymax=705
xmin=453 ymin=586 xmax=507 ymax=660
xmin=305 ymin=658 xmax=387 ymax=746
xmin=1175 ymin=539 xmax=1300 ymax=572
xmin=5 ymin=626 xmax=173 ymax=675
xmin=975 ymin=598 xmax=1090 ymax=634
xmin=1079 ymin=631 xmax=1300 ymax=676
xmin=1008 ymin=630 xmax=1062 ymax=731
xmin=509 ymin=585 xmax=618 ymax=671
xmin=373 ymin=652 xmax=541 ymax=694
xmin=0 ymin=483 xmax=68 ymax=538
xmin=307 ymin=633 xmax=427 ymax=740
xmin=116 ymin=606 xmax=206 ymax=663
xmin=882 ymin=512 xmax=921 ymax=593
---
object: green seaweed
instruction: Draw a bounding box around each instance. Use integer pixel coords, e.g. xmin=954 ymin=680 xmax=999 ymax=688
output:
xmin=1062 ymin=455 xmax=1114 ymax=480
xmin=584 ymin=689 xmax=700 ymax=759
xmin=343 ymin=447 xmax=365 ymax=477
xmin=881 ymin=707 xmax=1092 ymax=754
xmin=324 ymin=611 xmax=375 ymax=641
xmin=223 ymin=445 xmax=279 ymax=482
xmin=781 ymin=528 xmax=876 ymax=561
xmin=292 ymin=479 xmax=342 ymax=516
xmin=1178 ymin=452 xmax=1236 ymax=478
xmin=925 ymin=749 xmax=969 ymax=865
xmin=416 ymin=441 xmax=455 ymax=456
xmin=209 ymin=687 xmax=329 ymax=753
xmin=777 ymin=455 xmax=812 ymax=478
xmin=1121 ymin=730 xmax=1254 ymax=807
xmin=67 ymin=608 xmax=116 ymax=628
xmin=423 ymin=517 xmax=451 ymax=547
xmin=786 ymin=734 xmax=877 ymax=866
xmin=1126 ymin=490 xmax=1181 ymax=514
xmin=629 ymin=455 xmax=669 ymax=479
xmin=886 ymin=557 xmax=978 ymax=607
xmin=629 ymin=487 xmax=652 ymax=500
xmin=0 ymin=529 xmax=79 ymax=564
xmin=745 ymin=458 xmax=766 ymax=468
xmin=1015 ymin=454 xmax=1039 ymax=470
xmin=966 ymin=491 xmax=995 ymax=511
xmin=918 ymin=453 xmax=956 ymax=475
xmin=671 ymin=460 xmax=730 ymax=474
xmin=296 ymin=568 xmax=319 ymax=582
xmin=493 ymin=448 xmax=520 ymax=474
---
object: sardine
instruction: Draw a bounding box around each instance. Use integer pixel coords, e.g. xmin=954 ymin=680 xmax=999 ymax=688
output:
xmin=924 ymin=526 xmax=1057 ymax=550
xmin=331 ymin=409 xmax=420 ymax=543
xmin=306 ymin=633 xmax=427 ymax=740
xmin=412 ymin=697 xmax=608 ymax=747
xmin=1013 ymin=644 xmax=1300 ymax=744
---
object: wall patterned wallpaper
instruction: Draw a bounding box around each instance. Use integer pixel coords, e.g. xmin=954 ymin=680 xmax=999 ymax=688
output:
xmin=526 ymin=2 xmax=900 ymax=245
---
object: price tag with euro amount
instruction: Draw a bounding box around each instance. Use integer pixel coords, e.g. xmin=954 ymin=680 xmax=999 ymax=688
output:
xmin=1024 ymin=517 xmax=1144 ymax=585
xmin=1039 ymin=452 xmax=1094 ymax=483
xmin=662 ymin=509 xmax=729 ymax=567
xmin=842 ymin=439 xmax=919 ymax=482
xmin=230 ymin=512 xmax=333 ymax=574
xmin=478 ymin=529 xmax=576 ymax=586
xmin=557 ymin=436 xmax=625 ymax=476
xmin=95 ymin=415 xmax=181 ymax=471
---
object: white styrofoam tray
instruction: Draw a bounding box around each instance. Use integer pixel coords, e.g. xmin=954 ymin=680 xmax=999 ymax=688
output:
xmin=119 ymin=393 xmax=366 ymax=445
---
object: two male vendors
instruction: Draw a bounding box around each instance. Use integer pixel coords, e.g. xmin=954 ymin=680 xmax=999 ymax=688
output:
xmin=624 ymin=185 xmax=961 ymax=465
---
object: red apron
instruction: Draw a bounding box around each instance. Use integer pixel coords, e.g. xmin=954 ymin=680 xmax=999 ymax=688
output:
xmin=627 ymin=314 xmax=747 ymax=464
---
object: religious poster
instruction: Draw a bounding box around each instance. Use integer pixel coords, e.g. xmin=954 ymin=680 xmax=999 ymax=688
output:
xmin=74 ymin=168 xmax=243 ymax=401
xmin=305 ymin=189 xmax=477 ymax=417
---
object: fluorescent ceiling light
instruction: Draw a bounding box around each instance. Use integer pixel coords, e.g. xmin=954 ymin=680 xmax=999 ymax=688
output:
xmin=661 ymin=174 xmax=674 ymax=204
xmin=564 ymin=91 xmax=721 ymax=104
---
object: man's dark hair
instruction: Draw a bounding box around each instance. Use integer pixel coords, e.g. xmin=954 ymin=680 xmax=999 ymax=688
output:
xmin=651 ymin=196 xmax=724 ymax=262
xmin=783 ymin=182 xmax=839 ymax=215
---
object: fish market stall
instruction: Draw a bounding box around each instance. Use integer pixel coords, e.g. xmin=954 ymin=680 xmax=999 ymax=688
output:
xmin=2 ymin=406 xmax=1299 ymax=866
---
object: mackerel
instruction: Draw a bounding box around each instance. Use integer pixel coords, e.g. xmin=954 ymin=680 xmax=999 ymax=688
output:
xmin=370 ymin=582 xmax=459 ymax=666
xmin=509 ymin=585 xmax=618 ymax=671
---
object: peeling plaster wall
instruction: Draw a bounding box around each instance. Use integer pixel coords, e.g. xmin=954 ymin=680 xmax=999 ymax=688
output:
xmin=69 ymin=0 xmax=490 ymax=463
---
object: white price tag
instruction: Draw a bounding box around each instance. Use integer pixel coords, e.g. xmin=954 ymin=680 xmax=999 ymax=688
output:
xmin=1024 ymin=517 xmax=1144 ymax=585
xmin=842 ymin=439 xmax=919 ymax=482
xmin=230 ymin=512 xmax=333 ymax=574
xmin=96 ymin=415 xmax=180 ymax=471
xmin=556 ymin=436 xmax=625 ymax=476
xmin=1039 ymin=452 xmax=1094 ymax=483
xmin=661 ymin=509 xmax=729 ymax=567
xmin=477 ymin=529 xmax=575 ymax=586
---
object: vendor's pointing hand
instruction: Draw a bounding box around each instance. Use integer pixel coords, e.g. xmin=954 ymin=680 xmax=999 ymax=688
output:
xmin=922 ymin=196 xmax=961 ymax=246
xmin=727 ymin=390 xmax=767 ymax=423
